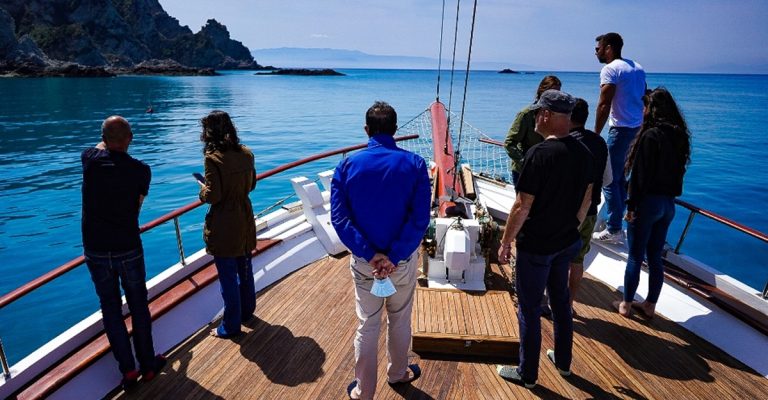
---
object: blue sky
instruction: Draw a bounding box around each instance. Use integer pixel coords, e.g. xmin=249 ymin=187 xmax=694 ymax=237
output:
xmin=159 ymin=0 xmax=768 ymax=73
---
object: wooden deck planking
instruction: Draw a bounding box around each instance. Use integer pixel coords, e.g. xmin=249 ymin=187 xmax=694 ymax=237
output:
xmin=114 ymin=253 xmax=767 ymax=400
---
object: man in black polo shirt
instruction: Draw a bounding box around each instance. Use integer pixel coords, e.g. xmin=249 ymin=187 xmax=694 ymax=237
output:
xmin=81 ymin=115 xmax=164 ymax=390
xmin=496 ymin=90 xmax=593 ymax=389
xmin=569 ymin=98 xmax=611 ymax=310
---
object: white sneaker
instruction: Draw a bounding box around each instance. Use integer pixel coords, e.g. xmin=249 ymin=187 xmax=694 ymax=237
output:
xmin=592 ymin=229 xmax=623 ymax=244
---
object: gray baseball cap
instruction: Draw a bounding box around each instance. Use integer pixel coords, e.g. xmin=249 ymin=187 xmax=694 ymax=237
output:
xmin=530 ymin=89 xmax=576 ymax=114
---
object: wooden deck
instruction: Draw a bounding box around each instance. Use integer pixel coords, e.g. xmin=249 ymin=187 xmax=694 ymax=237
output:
xmin=113 ymin=254 xmax=767 ymax=399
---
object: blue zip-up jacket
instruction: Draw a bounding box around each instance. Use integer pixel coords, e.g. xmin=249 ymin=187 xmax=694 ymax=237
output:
xmin=331 ymin=134 xmax=431 ymax=264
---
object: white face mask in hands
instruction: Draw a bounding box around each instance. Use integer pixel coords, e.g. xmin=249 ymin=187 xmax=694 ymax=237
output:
xmin=371 ymin=276 xmax=397 ymax=297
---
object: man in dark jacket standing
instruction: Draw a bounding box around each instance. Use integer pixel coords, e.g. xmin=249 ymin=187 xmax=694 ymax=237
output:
xmin=81 ymin=116 xmax=165 ymax=390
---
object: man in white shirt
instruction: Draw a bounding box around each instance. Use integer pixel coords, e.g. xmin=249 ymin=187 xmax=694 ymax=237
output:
xmin=592 ymin=32 xmax=646 ymax=244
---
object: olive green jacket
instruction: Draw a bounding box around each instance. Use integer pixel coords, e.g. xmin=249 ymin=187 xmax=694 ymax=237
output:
xmin=199 ymin=145 xmax=257 ymax=257
xmin=503 ymin=105 xmax=543 ymax=172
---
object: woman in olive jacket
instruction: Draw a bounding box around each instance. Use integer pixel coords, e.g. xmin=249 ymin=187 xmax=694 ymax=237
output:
xmin=198 ymin=110 xmax=257 ymax=338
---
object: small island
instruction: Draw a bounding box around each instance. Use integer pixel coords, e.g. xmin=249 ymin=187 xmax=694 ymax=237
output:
xmin=498 ymin=68 xmax=521 ymax=74
xmin=255 ymin=68 xmax=345 ymax=76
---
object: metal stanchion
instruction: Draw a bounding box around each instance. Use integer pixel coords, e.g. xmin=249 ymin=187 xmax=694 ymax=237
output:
xmin=0 ymin=338 xmax=11 ymax=379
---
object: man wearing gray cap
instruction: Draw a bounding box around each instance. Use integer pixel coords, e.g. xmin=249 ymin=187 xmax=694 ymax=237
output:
xmin=496 ymin=90 xmax=593 ymax=388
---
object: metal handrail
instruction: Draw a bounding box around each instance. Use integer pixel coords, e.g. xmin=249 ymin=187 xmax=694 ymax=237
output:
xmin=672 ymin=199 xmax=768 ymax=300
xmin=673 ymin=199 xmax=768 ymax=247
xmin=0 ymin=134 xmax=418 ymax=311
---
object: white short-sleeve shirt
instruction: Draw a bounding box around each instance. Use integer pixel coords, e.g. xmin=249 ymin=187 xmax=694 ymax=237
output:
xmin=600 ymin=58 xmax=646 ymax=128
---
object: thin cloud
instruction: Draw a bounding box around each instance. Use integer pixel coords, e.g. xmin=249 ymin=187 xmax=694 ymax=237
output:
xmin=310 ymin=33 xmax=329 ymax=39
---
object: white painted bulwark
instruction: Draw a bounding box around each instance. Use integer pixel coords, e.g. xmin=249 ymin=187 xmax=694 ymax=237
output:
xmin=290 ymin=174 xmax=346 ymax=256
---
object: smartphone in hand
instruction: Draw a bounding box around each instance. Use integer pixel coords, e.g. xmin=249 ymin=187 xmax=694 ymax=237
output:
xmin=193 ymin=172 xmax=205 ymax=184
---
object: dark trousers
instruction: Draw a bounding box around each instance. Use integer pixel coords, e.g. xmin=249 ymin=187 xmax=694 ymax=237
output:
xmin=515 ymin=239 xmax=581 ymax=383
xmin=85 ymin=248 xmax=155 ymax=373
xmin=213 ymin=255 xmax=256 ymax=336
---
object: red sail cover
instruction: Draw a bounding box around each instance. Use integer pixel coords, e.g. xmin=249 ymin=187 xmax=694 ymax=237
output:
xmin=430 ymin=101 xmax=464 ymax=217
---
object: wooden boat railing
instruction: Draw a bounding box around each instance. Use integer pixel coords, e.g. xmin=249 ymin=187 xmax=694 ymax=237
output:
xmin=479 ymin=136 xmax=768 ymax=299
xmin=0 ymin=134 xmax=419 ymax=377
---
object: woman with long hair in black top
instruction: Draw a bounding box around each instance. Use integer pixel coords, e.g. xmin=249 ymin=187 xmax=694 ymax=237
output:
xmin=613 ymin=88 xmax=691 ymax=319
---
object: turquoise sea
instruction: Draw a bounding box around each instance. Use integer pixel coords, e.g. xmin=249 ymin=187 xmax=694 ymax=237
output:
xmin=1 ymin=69 xmax=767 ymax=365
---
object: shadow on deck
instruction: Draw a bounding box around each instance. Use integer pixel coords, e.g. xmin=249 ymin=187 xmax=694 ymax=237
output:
xmin=112 ymin=254 xmax=766 ymax=399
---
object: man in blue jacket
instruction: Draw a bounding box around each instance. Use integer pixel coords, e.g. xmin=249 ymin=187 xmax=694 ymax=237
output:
xmin=331 ymin=101 xmax=431 ymax=400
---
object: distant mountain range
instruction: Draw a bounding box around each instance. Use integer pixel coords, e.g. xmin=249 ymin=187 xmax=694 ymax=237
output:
xmin=252 ymin=47 xmax=536 ymax=71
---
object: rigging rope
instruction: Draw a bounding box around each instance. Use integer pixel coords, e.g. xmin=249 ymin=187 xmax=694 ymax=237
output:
xmin=436 ymin=0 xmax=446 ymax=101
xmin=446 ymin=0 xmax=461 ymax=116
xmin=444 ymin=0 xmax=462 ymax=156
xmin=451 ymin=0 xmax=479 ymax=197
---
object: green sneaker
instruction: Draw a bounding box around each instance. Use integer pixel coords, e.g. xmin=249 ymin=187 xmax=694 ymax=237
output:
xmin=546 ymin=349 xmax=572 ymax=377
xmin=496 ymin=365 xmax=536 ymax=388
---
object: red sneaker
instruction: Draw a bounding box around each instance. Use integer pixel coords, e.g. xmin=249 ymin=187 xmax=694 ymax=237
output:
xmin=121 ymin=370 xmax=140 ymax=391
xmin=142 ymin=354 xmax=167 ymax=382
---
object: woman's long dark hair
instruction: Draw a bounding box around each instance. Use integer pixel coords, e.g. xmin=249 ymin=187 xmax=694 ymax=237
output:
xmin=200 ymin=110 xmax=241 ymax=154
xmin=535 ymin=75 xmax=562 ymax=101
xmin=625 ymin=87 xmax=691 ymax=175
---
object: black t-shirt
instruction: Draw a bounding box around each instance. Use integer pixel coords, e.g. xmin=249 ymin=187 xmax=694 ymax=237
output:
xmin=570 ymin=128 xmax=608 ymax=216
xmin=81 ymin=147 xmax=151 ymax=252
xmin=516 ymin=135 xmax=593 ymax=254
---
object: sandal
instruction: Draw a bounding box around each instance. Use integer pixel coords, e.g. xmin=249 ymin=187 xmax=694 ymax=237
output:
xmin=388 ymin=364 xmax=421 ymax=386
xmin=612 ymin=300 xmax=632 ymax=318
xmin=347 ymin=380 xmax=360 ymax=399
xmin=631 ymin=302 xmax=655 ymax=320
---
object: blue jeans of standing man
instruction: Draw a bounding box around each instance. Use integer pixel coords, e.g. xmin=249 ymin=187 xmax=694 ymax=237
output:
xmin=214 ymin=255 xmax=256 ymax=336
xmin=514 ymin=239 xmax=581 ymax=384
xmin=624 ymin=195 xmax=676 ymax=304
xmin=604 ymin=126 xmax=641 ymax=232
xmin=85 ymin=248 xmax=155 ymax=373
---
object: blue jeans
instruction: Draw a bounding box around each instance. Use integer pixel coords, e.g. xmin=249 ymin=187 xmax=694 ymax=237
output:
xmin=604 ymin=126 xmax=641 ymax=232
xmin=85 ymin=248 xmax=155 ymax=373
xmin=515 ymin=239 xmax=581 ymax=383
xmin=214 ymin=255 xmax=256 ymax=336
xmin=624 ymin=195 xmax=675 ymax=304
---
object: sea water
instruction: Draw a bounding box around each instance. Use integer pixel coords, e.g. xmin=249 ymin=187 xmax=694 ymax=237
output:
xmin=1 ymin=70 xmax=766 ymax=364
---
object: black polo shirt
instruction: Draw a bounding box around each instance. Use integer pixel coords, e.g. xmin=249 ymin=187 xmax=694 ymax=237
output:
xmin=570 ymin=127 xmax=608 ymax=216
xmin=515 ymin=135 xmax=593 ymax=254
xmin=81 ymin=147 xmax=151 ymax=252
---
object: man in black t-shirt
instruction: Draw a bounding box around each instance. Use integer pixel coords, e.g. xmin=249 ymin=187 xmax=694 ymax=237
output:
xmin=496 ymin=90 xmax=593 ymax=389
xmin=568 ymin=98 xmax=611 ymax=310
xmin=82 ymin=116 xmax=164 ymax=390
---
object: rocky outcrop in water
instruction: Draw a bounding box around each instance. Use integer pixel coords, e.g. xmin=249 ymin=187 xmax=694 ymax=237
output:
xmin=0 ymin=0 xmax=261 ymax=77
xmin=256 ymin=68 xmax=345 ymax=76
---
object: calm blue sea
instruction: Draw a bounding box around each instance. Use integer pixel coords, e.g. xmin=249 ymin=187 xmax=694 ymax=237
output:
xmin=1 ymin=69 xmax=767 ymax=364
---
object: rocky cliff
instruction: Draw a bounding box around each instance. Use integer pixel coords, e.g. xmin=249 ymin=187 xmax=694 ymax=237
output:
xmin=0 ymin=0 xmax=261 ymax=76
